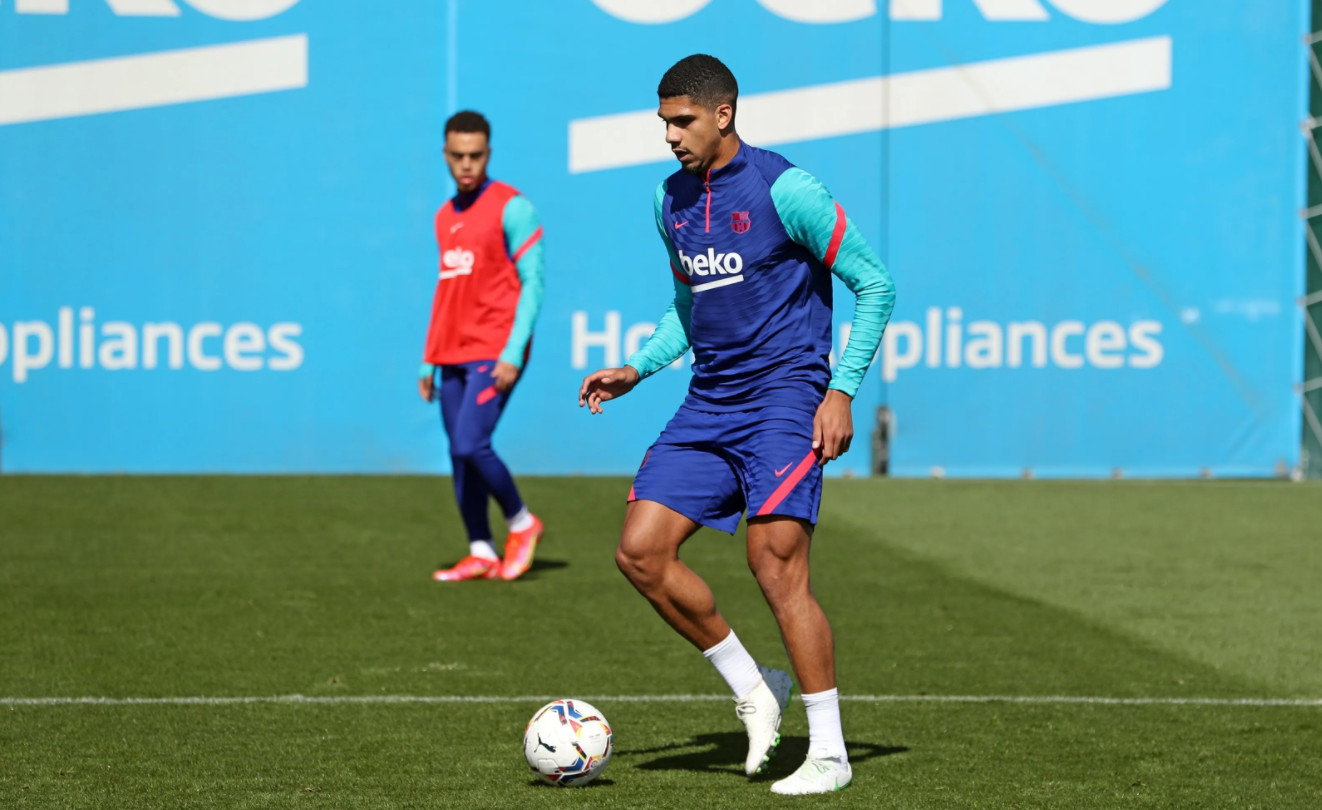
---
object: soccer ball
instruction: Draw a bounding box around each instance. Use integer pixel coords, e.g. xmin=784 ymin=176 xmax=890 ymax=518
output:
xmin=522 ymin=699 xmax=613 ymax=786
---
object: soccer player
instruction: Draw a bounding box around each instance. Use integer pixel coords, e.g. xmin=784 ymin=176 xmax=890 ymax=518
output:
xmin=579 ymin=56 xmax=895 ymax=794
xmin=420 ymin=110 xmax=545 ymax=583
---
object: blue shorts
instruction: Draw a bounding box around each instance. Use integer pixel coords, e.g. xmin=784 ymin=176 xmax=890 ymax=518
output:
xmin=628 ymin=404 xmax=822 ymax=534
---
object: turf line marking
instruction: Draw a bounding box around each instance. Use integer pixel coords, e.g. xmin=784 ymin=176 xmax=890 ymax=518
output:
xmin=3 ymin=694 xmax=1320 ymax=708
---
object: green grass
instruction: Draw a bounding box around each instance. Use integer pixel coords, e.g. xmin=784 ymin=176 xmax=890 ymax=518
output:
xmin=1 ymin=477 xmax=1319 ymax=808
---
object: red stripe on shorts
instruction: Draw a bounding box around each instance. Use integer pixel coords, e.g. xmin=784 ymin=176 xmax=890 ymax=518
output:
xmin=755 ymin=449 xmax=818 ymax=516
xmin=628 ymin=450 xmax=652 ymax=502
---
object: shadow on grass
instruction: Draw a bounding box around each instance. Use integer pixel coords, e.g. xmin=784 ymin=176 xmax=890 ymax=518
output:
xmin=519 ymin=558 xmax=569 ymax=579
xmin=526 ymin=777 xmax=616 ymax=788
xmin=627 ymin=732 xmax=905 ymax=777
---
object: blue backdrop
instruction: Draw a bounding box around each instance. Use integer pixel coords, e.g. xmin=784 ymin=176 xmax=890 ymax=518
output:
xmin=0 ymin=0 xmax=1308 ymax=476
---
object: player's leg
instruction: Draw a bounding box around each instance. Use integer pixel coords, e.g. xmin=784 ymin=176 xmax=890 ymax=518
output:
xmin=616 ymin=498 xmax=725 ymax=648
xmin=747 ymin=517 xmax=851 ymax=794
xmin=624 ymin=427 xmax=790 ymax=776
xmin=746 ymin=517 xmax=834 ymax=692
xmin=617 ymin=498 xmax=786 ymax=774
xmin=736 ymin=412 xmax=851 ymax=793
xmin=433 ymin=364 xmax=500 ymax=581
xmin=447 ymin=361 xmax=542 ymax=580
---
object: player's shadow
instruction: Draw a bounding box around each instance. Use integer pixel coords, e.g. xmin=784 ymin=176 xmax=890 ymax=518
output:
xmin=515 ymin=558 xmax=568 ymax=580
xmin=628 ymin=733 xmax=905 ymax=777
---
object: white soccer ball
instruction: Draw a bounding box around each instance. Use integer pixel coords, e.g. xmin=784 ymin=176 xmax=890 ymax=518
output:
xmin=522 ymin=698 xmax=613 ymax=786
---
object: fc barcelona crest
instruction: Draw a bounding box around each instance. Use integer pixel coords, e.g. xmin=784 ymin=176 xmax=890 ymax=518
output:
xmin=731 ymin=211 xmax=751 ymax=234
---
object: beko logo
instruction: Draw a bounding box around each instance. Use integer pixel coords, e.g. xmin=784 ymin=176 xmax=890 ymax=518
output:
xmin=676 ymin=249 xmax=746 ymax=293
xmin=678 ymin=248 xmax=744 ymax=277
xmin=0 ymin=0 xmax=307 ymax=127
xmin=571 ymin=0 xmax=1173 ymax=173
xmin=440 ymin=249 xmax=476 ymax=280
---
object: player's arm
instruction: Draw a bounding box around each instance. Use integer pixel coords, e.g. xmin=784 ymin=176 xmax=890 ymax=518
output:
xmin=579 ymin=277 xmax=691 ymax=413
xmin=771 ymin=167 xmax=896 ymax=463
xmin=627 ymin=180 xmax=693 ymax=377
xmin=493 ymin=195 xmax=545 ymax=392
xmin=419 ymin=209 xmax=448 ymax=402
xmin=625 ymin=272 xmax=692 ymax=378
xmin=580 ymin=182 xmax=692 ymax=414
xmin=419 ymin=361 xmax=436 ymax=402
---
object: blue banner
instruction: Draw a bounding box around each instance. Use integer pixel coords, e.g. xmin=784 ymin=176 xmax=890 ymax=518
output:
xmin=0 ymin=0 xmax=1308 ymax=477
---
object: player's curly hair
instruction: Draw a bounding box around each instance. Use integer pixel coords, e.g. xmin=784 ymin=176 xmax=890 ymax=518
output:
xmin=445 ymin=110 xmax=491 ymax=140
xmin=657 ymin=54 xmax=738 ymax=114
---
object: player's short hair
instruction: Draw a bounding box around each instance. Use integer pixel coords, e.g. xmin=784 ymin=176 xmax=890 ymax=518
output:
xmin=657 ymin=54 xmax=738 ymax=114
xmin=445 ymin=110 xmax=491 ymax=140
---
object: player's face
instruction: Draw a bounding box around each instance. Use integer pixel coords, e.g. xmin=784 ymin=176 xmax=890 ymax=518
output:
xmin=659 ymin=95 xmax=732 ymax=175
xmin=444 ymin=131 xmax=491 ymax=193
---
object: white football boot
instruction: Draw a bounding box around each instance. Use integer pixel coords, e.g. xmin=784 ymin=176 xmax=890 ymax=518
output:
xmin=735 ymin=665 xmax=794 ymax=776
xmin=770 ymin=756 xmax=853 ymax=795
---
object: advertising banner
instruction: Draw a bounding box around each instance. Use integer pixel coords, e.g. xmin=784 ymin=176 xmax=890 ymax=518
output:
xmin=0 ymin=1 xmax=1308 ymax=476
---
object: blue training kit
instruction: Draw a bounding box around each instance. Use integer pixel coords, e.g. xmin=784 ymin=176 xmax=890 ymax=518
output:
xmin=437 ymin=359 xmax=523 ymax=541
xmin=625 ymin=142 xmax=895 ymax=531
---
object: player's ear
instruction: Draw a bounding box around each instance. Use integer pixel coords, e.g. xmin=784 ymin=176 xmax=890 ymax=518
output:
xmin=715 ymin=102 xmax=734 ymax=133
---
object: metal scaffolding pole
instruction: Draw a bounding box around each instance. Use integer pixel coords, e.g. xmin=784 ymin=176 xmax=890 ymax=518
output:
xmin=1303 ymin=17 xmax=1322 ymax=478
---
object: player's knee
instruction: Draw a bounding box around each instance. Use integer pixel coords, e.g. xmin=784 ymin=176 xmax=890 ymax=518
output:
xmin=748 ymin=548 xmax=805 ymax=597
xmin=749 ymin=556 xmax=784 ymax=591
xmin=747 ymin=542 xmax=789 ymax=575
xmin=615 ymin=534 xmax=661 ymax=590
xmin=449 ymin=439 xmax=490 ymax=465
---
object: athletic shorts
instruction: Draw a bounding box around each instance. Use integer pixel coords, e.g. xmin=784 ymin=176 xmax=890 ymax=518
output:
xmin=628 ymin=403 xmax=822 ymax=534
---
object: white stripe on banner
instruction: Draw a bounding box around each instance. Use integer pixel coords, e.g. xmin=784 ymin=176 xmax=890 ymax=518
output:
xmin=568 ymin=36 xmax=1172 ymax=174
xmin=0 ymin=35 xmax=308 ymax=127
xmin=2 ymin=692 xmax=1319 ymax=708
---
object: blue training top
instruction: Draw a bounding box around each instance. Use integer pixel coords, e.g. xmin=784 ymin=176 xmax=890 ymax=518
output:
xmin=625 ymin=142 xmax=896 ymax=413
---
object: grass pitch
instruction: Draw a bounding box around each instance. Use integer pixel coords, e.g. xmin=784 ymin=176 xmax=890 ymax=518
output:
xmin=1 ymin=476 xmax=1319 ymax=808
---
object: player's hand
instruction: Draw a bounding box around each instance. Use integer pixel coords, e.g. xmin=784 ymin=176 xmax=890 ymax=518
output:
xmin=579 ymin=365 xmax=641 ymax=415
xmin=813 ymin=389 xmax=854 ymax=466
xmin=492 ymin=361 xmax=521 ymax=394
xmin=419 ymin=374 xmax=435 ymax=403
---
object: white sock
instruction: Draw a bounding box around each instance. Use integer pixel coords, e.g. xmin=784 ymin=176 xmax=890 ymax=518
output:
xmin=701 ymin=631 xmax=763 ymax=700
xmin=507 ymin=507 xmax=534 ymax=533
xmin=470 ymin=540 xmax=499 ymax=560
xmin=802 ymin=688 xmax=847 ymax=760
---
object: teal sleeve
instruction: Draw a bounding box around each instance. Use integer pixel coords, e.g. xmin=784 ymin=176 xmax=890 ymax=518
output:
xmin=498 ymin=195 xmax=545 ymax=369
xmin=625 ymin=180 xmax=693 ymax=378
xmin=770 ymin=167 xmax=895 ymax=398
xmin=626 ymin=278 xmax=693 ymax=378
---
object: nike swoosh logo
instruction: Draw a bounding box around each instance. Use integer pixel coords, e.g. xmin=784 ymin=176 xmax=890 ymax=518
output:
xmin=450 ymin=222 xmax=464 ymax=233
xmin=674 ymin=221 xmax=689 ymax=229
xmin=774 ymin=463 xmax=793 ymax=477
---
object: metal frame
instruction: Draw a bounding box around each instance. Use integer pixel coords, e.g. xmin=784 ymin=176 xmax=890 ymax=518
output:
xmin=1302 ymin=28 xmax=1322 ymax=477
